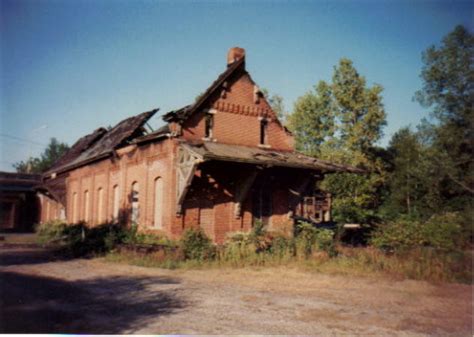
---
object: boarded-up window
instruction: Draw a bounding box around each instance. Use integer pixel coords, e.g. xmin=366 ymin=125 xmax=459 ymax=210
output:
xmin=97 ymin=187 xmax=104 ymax=224
xmin=131 ymin=182 xmax=139 ymax=224
xmin=112 ymin=185 xmax=120 ymax=221
xmin=59 ymin=207 xmax=66 ymax=220
xmin=154 ymin=177 xmax=163 ymax=228
xmin=84 ymin=190 xmax=90 ymax=222
xmin=72 ymin=192 xmax=78 ymax=223
xmin=45 ymin=200 xmax=50 ymax=221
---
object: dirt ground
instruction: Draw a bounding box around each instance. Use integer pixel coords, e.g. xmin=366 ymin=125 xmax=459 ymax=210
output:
xmin=0 ymin=244 xmax=472 ymax=335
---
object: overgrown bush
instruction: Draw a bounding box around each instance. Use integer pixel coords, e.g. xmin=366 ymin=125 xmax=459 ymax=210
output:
xmin=270 ymin=234 xmax=295 ymax=259
xmin=422 ymin=213 xmax=465 ymax=250
xmin=219 ymin=232 xmax=258 ymax=265
xmin=317 ymin=246 xmax=472 ymax=284
xmin=36 ymin=221 xmax=139 ymax=256
xmin=315 ymin=228 xmax=337 ymax=256
xmin=36 ymin=220 xmax=68 ymax=245
xmin=370 ymin=212 xmax=466 ymax=251
xmin=122 ymin=223 xmax=173 ymax=246
xmin=180 ymin=228 xmax=214 ymax=261
xmin=294 ymin=222 xmax=336 ymax=257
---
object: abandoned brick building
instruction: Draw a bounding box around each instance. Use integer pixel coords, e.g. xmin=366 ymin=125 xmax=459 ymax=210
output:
xmin=39 ymin=47 xmax=359 ymax=243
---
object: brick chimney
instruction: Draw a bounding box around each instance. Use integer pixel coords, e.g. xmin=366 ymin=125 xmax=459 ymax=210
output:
xmin=227 ymin=47 xmax=245 ymax=66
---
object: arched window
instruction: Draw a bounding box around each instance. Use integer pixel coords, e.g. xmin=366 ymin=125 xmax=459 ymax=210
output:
xmin=59 ymin=207 xmax=66 ymax=220
xmin=45 ymin=199 xmax=50 ymax=221
xmin=84 ymin=190 xmax=90 ymax=222
xmin=154 ymin=177 xmax=163 ymax=228
xmin=97 ymin=187 xmax=104 ymax=224
xmin=72 ymin=192 xmax=78 ymax=223
xmin=112 ymin=185 xmax=120 ymax=221
xmin=131 ymin=182 xmax=139 ymax=224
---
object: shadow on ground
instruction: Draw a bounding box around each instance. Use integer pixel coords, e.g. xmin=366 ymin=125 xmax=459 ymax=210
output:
xmin=0 ymin=245 xmax=69 ymax=266
xmin=0 ymin=271 xmax=185 ymax=333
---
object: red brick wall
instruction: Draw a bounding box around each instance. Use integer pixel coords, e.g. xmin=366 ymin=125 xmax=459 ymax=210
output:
xmin=182 ymin=69 xmax=294 ymax=151
xmin=39 ymin=194 xmax=64 ymax=223
xmin=53 ymin=139 xmax=178 ymax=234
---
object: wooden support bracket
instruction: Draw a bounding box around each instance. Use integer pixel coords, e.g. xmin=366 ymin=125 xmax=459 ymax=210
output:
xmin=176 ymin=146 xmax=203 ymax=215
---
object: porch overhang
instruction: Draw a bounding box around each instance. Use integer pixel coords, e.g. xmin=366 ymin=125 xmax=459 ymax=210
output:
xmin=179 ymin=141 xmax=364 ymax=174
xmin=175 ymin=141 xmax=363 ymax=216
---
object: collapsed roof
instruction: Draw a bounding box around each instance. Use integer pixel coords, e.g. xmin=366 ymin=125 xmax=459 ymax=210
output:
xmin=46 ymin=127 xmax=108 ymax=174
xmin=47 ymin=109 xmax=158 ymax=175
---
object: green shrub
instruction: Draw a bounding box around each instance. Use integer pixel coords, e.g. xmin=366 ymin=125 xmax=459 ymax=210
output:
xmin=370 ymin=218 xmax=423 ymax=250
xmin=295 ymin=222 xmax=317 ymax=257
xmin=181 ymin=228 xmax=214 ymax=260
xmin=248 ymin=220 xmax=273 ymax=252
xmin=294 ymin=222 xmax=336 ymax=257
xmin=270 ymin=234 xmax=295 ymax=259
xmin=371 ymin=212 xmax=466 ymax=251
xmin=36 ymin=220 xmax=68 ymax=245
xmin=422 ymin=213 xmax=465 ymax=250
xmin=122 ymin=223 xmax=173 ymax=246
xmin=122 ymin=223 xmax=139 ymax=244
xmin=219 ymin=235 xmax=257 ymax=265
xmin=315 ymin=228 xmax=337 ymax=257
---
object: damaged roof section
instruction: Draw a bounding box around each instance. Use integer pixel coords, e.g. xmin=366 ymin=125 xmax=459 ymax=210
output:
xmin=180 ymin=141 xmax=364 ymax=174
xmin=162 ymin=57 xmax=246 ymax=122
xmin=50 ymin=109 xmax=158 ymax=174
xmin=47 ymin=127 xmax=108 ymax=174
xmin=132 ymin=124 xmax=171 ymax=145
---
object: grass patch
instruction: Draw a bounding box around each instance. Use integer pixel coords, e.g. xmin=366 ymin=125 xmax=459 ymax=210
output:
xmin=105 ymin=244 xmax=472 ymax=284
xmin=37 ymin=219 xmax=472 ymax=284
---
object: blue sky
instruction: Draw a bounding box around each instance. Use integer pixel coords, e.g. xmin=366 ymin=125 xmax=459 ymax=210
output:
xmin=1 ymin=0 xmax=472 ymax=171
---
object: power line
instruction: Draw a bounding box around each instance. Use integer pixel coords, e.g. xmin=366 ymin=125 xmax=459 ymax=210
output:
xmin=0 ymin=133 xmax=47 ymax=147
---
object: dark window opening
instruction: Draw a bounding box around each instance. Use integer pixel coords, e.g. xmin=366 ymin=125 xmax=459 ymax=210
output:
xmin=260 ymin=119 xmax=268 ymax=145
xmin=252 ymin=177 xmax=272 ymax=226
xmin=205 ymin=113 xmax=214 ymax=139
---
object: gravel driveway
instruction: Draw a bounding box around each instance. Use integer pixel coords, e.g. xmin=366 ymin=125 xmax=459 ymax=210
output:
xmin=0 ymin=244 xmax=471 ymax=335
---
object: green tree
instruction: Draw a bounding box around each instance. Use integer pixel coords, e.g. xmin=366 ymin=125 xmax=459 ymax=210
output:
xmin=261 ymin=88 xmax=287 ymax=123
xmin=14 ymin=138 xmax=69 ymax=173
xmin=382 ymin=127 xmax=433 ymax=218
xmin=287 ymin=81 xmax=335 ymax=156
xmin=288 ymin=58 xmax=387 ymax=224
xmin=330 ymin=58 xmax=386 ymax=164
xmin=415 ymin=25 xmax=474 ymax=209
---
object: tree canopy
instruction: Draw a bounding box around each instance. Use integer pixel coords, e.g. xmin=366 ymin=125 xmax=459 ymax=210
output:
xmin=414 ymin=25 xmax=473 ymax=207
xmin=14 ymin=138 xmax=69 ymax=173
xmin=288 ymin=58 xmax=387 ymax=224
xmin=261 ymin=88 xmax=287 ymax=123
